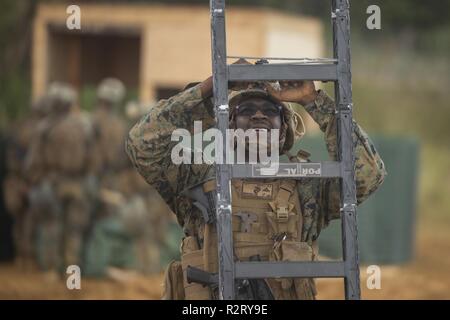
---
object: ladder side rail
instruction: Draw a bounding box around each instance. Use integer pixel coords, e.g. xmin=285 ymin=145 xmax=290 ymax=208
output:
xmin=210 ymin=0 xmax=235 ymax=300
xmin=332 ymin=0 xmax=361 ymax=300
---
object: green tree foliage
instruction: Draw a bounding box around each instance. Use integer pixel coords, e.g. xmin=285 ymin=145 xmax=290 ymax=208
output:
xmin=0 ymin=0 xmax=37 ymax=126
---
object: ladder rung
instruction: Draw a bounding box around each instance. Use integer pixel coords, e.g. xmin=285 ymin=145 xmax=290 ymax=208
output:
xmin=228 ymin=63 xmax=338 ymax=81
xmin=235 ymin=261 xmax=345 ymax=279
xmin=231 ymin=162 xmax=341 ymax=179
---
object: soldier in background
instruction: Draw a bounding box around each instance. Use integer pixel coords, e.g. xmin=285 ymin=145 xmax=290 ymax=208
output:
xmin=85 ymin=85 xmax=170 ymax=276
xmin=84 ymin=78 xmax=136 ymax=277
xmin=26 ymin=82 xmax=96 ymax=277
xmin=3 ymin=95 xmax=52 ymax=269
xmin=91 ymin=78 xmax=128 ymax=186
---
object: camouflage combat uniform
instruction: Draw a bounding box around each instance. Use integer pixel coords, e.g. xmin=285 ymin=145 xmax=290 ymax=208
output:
xmin=126 ymin=83 xmax=387 ymax=299
xmin=26 ymin=82 xmax=96 ymax=273
xmin=91 ymin=78 xmax=129 ymax=187
xmin=3 ymin=96 xmax=52 ymax=268
xmin=85 ymin=78 xmax=166 ymax=275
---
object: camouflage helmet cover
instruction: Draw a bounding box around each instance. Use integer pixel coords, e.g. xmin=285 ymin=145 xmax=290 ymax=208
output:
xmin=97 ymin=78 xmax=126 ymax=104
xmin=47 ymin=81 xmax=77 ymax=109
xmin=31 ymin=94 xmax=52 ymax=116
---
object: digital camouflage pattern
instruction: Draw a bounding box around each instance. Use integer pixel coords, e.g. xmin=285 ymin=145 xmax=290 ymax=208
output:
xmin=91 ymin=78 xmax=129 ymax=177
xmin=97 ymin=78 xmax=126 ymax=105
xmin=127 ymin=83 xmax=386 ymax=239
xmin=91 ymin=107 xmax=129 ymax=177
xmin=126 ymin=83 xmax=387 ymax=298
xmin=26 ymin=85 xmax=96 ymax=272
xmin=85 ymin=78 xmax=171 ymax=275
xmin=3 ymin=95 xmax=53 ymax=268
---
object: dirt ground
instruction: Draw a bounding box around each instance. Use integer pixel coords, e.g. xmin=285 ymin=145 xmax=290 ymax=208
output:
xmin=0 ymin=219 xmax=449 ymax=300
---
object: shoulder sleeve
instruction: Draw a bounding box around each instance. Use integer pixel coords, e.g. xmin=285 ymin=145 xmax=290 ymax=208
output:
xmin=304 ymin=90 xmax=387 ymax=225
xmin=125 ymin=84 xmax=215 ymax=213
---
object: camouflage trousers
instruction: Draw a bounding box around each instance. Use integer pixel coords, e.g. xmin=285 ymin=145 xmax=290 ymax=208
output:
xmin=33 ymin=176 xmax=93 ymax=272
xmin=3 ymin=174 xmax=34 ymax=268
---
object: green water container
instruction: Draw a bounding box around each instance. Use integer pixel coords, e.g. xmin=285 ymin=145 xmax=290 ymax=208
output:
xmin=290 ymin=134 xmax=419 ymax=264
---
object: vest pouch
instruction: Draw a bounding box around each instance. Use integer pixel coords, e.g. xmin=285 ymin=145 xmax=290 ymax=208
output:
xmin=293 ymin=278 xmax=317 ymax=300
xmin=162 ymin=260 xmax=185 ymax=300
xmin=269 ymin=240 xmax=317 ymax=300
xmin=180 ymin=236 xmax=211 ymax=300
xmin=233 ymin=232 xmax=273 ymax=261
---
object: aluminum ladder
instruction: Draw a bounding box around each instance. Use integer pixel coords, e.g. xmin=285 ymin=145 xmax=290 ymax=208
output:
xmin=210 ymin=0 xmax=360 ymax=300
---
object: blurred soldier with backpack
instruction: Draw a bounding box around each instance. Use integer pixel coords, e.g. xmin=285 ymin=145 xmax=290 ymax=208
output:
xmin=26 ymin=82 xmax=96 ymax=277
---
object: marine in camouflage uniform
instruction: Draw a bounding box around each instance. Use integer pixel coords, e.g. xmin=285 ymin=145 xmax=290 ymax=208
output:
xmin=26 ymin=82 xmax=96 ymax=274
xmin=86 ymin=79 xmax=162 ymax=276
xmin=86 ymin=79 xmax=132 ymax=275
xmin=3 ymin=95 xmax=52 ymax=269
xmin=126 ymin=72 xmax=387 ymax=299
xmin=91 ymin=78 xmax=128 ymax=185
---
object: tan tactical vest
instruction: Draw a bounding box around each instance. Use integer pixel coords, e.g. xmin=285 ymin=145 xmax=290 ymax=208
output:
xmin=43 ymin=114 xmax=91 ymax=175
xmin=92 ymin=111 xmax=128 ymax=172
xmin=164 ymin=177 xmax=318 ymax=300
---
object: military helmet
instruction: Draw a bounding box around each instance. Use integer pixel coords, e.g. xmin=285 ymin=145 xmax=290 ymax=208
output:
xmin=228 ymin=84 xmax=305 ymax=154
xmin=31 ymin=95 xmax=52 ymax=116
xmin=47 ymin=82 xmax=77 ymax=110
xmin=97 ymin=78 xmax=125 ymax=105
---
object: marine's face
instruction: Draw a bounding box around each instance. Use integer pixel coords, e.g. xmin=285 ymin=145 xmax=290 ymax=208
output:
xmin=234 ymin=97 xmax=282 ymax=131
xmin=234 ymin=97 xmax=282 ymax=156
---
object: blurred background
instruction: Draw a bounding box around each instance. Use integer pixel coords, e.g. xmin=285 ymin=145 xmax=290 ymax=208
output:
xmin=0 ymin=0 xmax=449 ymax=299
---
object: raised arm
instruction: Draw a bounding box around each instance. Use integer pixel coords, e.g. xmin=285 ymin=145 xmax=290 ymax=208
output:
xmin=266 ymin=81 xmax=387 ymax=225
xmin=125 ymin=80 xmax=215 ymax=212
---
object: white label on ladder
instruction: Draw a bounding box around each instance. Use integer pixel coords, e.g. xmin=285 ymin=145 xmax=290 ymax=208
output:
xmin=252 ymin=163 xmax=322 ymax=177
xmin=258 ymin=165 xmax=279 ymax=176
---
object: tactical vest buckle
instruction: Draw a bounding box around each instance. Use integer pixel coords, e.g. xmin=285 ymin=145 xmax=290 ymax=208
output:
xmin=276 ymin=206 xmax=289 ymax=221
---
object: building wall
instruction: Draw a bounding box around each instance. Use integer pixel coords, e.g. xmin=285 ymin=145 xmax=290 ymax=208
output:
xmin=264 ymin=12 xmax=324 ymax=62
xmin=33 ymin=4 xmax=324 ymax=106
